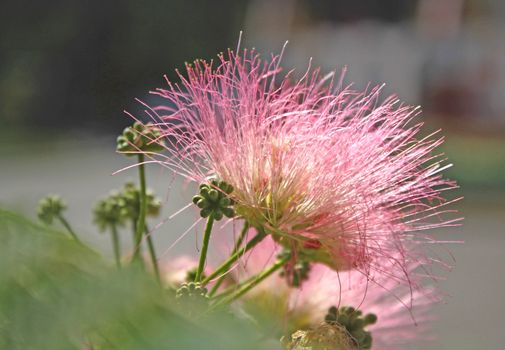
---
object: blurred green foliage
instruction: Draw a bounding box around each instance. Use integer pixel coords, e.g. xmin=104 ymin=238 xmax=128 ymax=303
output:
xmin=441 ymin=133 xmax=505 ymax=188
xmin=0 ymin=209 xmax=270 ymax=350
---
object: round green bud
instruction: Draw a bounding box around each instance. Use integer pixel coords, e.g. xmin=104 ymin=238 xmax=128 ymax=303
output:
xmin=208 ymin=189 xmax=219 ymax=202
xmin=222 ymin=207 xmax=235 ymax=218
xmin=193 ymin=179 xmax=235 ymax=221
xmin=350 ymin=318 xmax=364 ymax=331
xmin=219 ymin=197 xmax=231 ymax=207
xmin=213 ymin=210 xmax=223 ymax=221
xmin=337 ymin=314 xmax=349 ymax=326
xmin=200 ymin=187 xmax=209 ymax=197
xmin=192 ymin=195 xmax=203 ymax=204
xmin=196 ymin=198 xmax=207 ymax=209
xmin=37 ymin=195 xmax=67 ymax=225
xmin=222 ymin=183 xmax=234 ymax=194
xmin=200 ymin=208 xmax=212 ymax=218
xmin=116 ymin=122 xmax=165 ymax=155
xmin=364 ymin=313 xmax=377 ymax=325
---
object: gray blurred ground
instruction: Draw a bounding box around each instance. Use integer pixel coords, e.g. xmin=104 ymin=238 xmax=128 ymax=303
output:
xmin=1 ymin=137 xmax=504 ymax=349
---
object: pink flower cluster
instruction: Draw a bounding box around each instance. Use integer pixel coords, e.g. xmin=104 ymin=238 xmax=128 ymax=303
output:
xmin=234 ymin=236 xmax=437 ymax=349
xmin=140 ymin=48 xmax=458 ymax=286
xmin=133 ymin=46 xmax=460 ymax=346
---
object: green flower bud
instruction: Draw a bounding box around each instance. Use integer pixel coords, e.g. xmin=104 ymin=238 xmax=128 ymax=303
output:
xmin=200 ymin=208 xmax=212 ymax=218
xmin=37 ymin=195 xmax=67 ymax=225
xmin=222 ymin=207 xmax=235 ymax=218
xmin=116 ymin=122 xmax=165 ymax=155
xmin=324 ymin=305 xmax=377 ymax=350
xmin=208 ymin=189 xmax=219 ymax=202
xmin=118 ymin=182 xmax=162 ymax=220
xmin=196 ymin=198 xmax=207 ymax=209
xmin=213 ymin=209 xmax=223 ymax=221
xmin=363 ymin=313 xmax=377 ymax=325
xmin=219 ymin=197 xmax=231 ymax=207
xmin=93 ymin=192 xmax=126 ymax=232
xmin=192 ymin=195 xmax=203 ymax=204
xmin=175 ymin=282 xmax=209 ymax=316
xmin=192 ymin=179 xmax=236 ymax=221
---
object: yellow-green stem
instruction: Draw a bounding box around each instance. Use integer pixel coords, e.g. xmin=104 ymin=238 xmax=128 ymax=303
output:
xmin=145 ymin=225 xmax=160 ymax=284
xmin=209 ymin=222 xmax=250 ymax=296
xmin=110 ymin=225 xmax=121 ymax=268
xmin=212 ymin=254 xmax=290 ymax=308
xmin=195 ymin=215 xmax=215 ymax=282
xmin=201 ymin=229 xmax=266 ymax=286
xmin=211 ymin=273 xmax=257 ymax=301
xmin=57 ymin=214 xmax=81 ymax=243
xmin=133 ymin=154 xmax=147 ymax=260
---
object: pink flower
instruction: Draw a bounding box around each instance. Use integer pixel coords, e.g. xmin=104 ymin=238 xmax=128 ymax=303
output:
xmin=135 ymin=47 xmax=460 ymax=290
xmin=237 ymin=237 xmax=437 ymax=349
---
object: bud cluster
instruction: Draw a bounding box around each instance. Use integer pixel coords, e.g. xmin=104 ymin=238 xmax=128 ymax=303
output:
xmin=325 ymin=306 xmax=377 ymax=350
xmin=192 ymin=179 xmax=235 ymax=220
xmin=175 ymin=282 xmax=210 ymax=311
xmin=121 ymin=182 xmax=161 ymax=219
xmin=93 ymin=192 xmax=126 ymax=232
xmin=93 ymin=182 xmax=161 ymax=231
xmin=37 ymin=195 xmax=66 ymax=225
xmin=116 ymin=122 xmax=165 ymax=155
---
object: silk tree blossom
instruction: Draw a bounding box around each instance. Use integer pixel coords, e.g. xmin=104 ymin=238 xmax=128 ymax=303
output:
xmin=236 ymin=237 xmax=437 ymax=349
xmin=291 ymin=263 xmax=437 ymax=349
xmin=133 ymin=47 xmax=460 ymax=289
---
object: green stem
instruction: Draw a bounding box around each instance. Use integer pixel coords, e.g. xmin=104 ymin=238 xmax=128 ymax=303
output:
xmin=212 ymin=254 xmax=290 ymax=308
xmin=131 ymin=219 xmax=137 ymax=246
xmin=57 ymin=214 xmax=81 ymax=243
xmin=211 ymin=273 xmax=257 ymax=301
xmin=201 ymin=229 xmax=266 ymax=286
xmin=209 ymin=222 xmax=250 ymax=296
xmin=195 ymin=215 xmax=215 ymax=282
xmin=233 ymin=221 xmax=249 ymax=252
xmin=145 ymin=225 xmax=160 ymax=284
xmin=110 ymin=225 xmax=121 ymax=268
xmin=133 ymin=154 xmax=147 ymax=260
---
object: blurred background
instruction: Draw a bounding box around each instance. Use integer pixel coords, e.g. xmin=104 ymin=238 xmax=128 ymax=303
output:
xmin=1 ymin=0 xmax=504 ymax=349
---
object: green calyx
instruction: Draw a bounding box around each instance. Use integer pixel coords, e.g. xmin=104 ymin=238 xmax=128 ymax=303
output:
xmin=116 ymin=121 xmax=165 ymax=155
xmin=192 ymin=179 xmax=235 ymax=220
xmin=37 ymin=195 xmax=67 ymax=225
xmin=324 ymin=306 xmax=377 ymax=350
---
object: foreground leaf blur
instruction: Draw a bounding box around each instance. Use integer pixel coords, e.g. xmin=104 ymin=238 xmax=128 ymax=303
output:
xmin=0 ymin=209 xmax=267 ymax=350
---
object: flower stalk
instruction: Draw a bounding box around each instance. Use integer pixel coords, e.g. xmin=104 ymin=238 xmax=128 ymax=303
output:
xmin=145 ymin=225 xmax=160 ymax=283
xmin=209 ymin=221 xmax=250 ymax=296
xmin=133 ymin=154 xmax=147 ymax=261
xmin=110 ymin=224 xmax=121 ymax=268
xmin=212 ymin=252 xmax=290 ymax=308
xmin=201 ymin=230 xmax=266 ymax=286
xmin=195 ymin=215 xmax=214 ymax=282
xmin=57 ymin=214 xmax=81 ymax=243
xmin=38 ymin=195 xmax=81 ymax=244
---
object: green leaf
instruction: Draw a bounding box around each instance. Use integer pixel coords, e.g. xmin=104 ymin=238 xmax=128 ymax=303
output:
xmin=0 ymin=209 xmax=268 ymax=350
